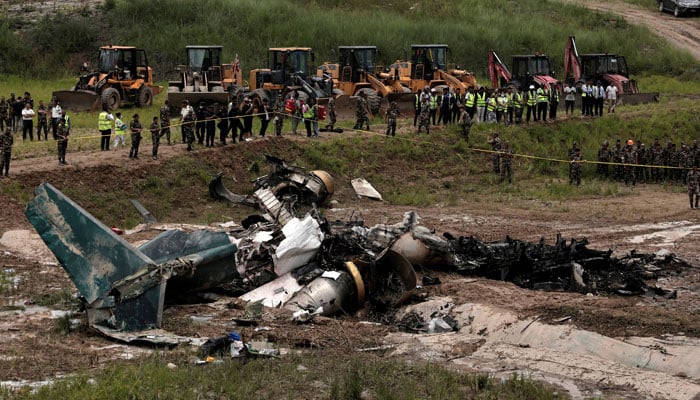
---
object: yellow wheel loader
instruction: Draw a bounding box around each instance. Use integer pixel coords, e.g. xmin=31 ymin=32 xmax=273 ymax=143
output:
xmin=53 ymin=45 xmax=162 ymax=112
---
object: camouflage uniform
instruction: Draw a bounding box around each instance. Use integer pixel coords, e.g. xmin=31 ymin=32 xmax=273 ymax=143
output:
xmin=354 ymin=95 xmax=370 ymax=130
xmin=160 ymin=102 xmax=171 ymax=145
xmin=36 ymin=102 xmax=48 ymax=141
xmin=569 ymin=151 xmax=583 ymax=186
xmin=274 ymin=94 xmax=285 ymax=136
xmin=681 ymin=145 xmax=694 ymax=184
xmin=500 ymin=144 xmax=514 ymax=183
xmin=651 ymin=141 xmax=664 ymax=183
xmin=688 ymin=168 xmax=700 ymax=208
xmin=489 ymin=134 xmax=502 ymax=174
xmin=326 ymin=97 xmax=337 ymax=131
xmin=622 ymin=145 xmax=637 ymax=186
xmin=636 ymin=143 xmax=648 ymax=183
xmin=597 ymin=142 xmax=611 ymax=178
xmin=417 ymin=98 xmax=430 ymax=134
xmin=386 ymin=102 xmax=399 ymax=137
xmin=612 ymin=141 xmax=623 ymax=181
xmin=0 ymin=129 xmax=13 ymax=176
xmin=57 ymin=121 xmax=69 ymax=165
xmin=182 ymin=111 xmax=195 ymax=151
xmin=458 ymin=107 xmax=472 ymax=141
xmin=0 ymin=97 xmax=7 ymax=131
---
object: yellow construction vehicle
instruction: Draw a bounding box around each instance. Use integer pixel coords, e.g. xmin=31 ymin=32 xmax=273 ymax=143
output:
xmin=248 ymin=47 xmax=332 ymax=109
xmin=53 ymin=45 xmax=162 ymax=111
xmin=316 ymin=46 xmax=413 ymax=117
xmin=167 ymin=45 xmax=246 ymax=113
xmin=388 ymin=44 xmax=479 ymax=93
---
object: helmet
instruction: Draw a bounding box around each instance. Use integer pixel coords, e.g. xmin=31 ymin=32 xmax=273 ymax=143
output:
xmin=626 ymin=139 xmax=634 ymax=145
xmin=529 ymin=85 xmax=535 ymax=90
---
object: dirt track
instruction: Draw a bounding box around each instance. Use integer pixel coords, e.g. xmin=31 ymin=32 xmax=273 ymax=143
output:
xmin=561 ymin=0 xmax=700 ymax=61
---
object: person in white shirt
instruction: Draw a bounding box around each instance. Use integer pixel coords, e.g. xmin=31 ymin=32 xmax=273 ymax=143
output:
xmin=564 ymin=82 xmax=576 ymax=116
xmin=605 ymin=84 xmax=618 ymax=114
xmin=50 ymin=98 xmax=62 ymax=140
xmin=21 ymin=102 xmax=35 ymax=141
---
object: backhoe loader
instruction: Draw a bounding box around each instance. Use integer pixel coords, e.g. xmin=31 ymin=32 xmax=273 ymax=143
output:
xmin=389 ymin=44 xmax=479 ymax=94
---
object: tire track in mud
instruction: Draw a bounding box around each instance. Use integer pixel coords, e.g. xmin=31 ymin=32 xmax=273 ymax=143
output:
xmin=560 ymin=0 xmax=700 ymax=62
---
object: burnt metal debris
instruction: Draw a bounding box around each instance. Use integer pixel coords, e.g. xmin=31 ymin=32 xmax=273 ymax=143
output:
xmin=25 ymin=156 xmax=695 ymax=337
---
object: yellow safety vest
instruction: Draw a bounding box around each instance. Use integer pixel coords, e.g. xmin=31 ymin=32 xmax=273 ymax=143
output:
xmin=476 ymin=92 xmax=487 ymax=107
xmin=527 ymin=90 xmax=537 ymax=106
xmin=513 ymin=93 xmax=523 ymax=109
xmin=429 ymin=96 xmax=438 ymax=110
xmin=98 ymin=111 xmax=111 ymax=131
xmin=465 ymin=93 xmax=475 ymax=107
xmin=537 ymin=88 xmax=549 ymax=102
xmin=486 ymin=97 xmax=496 ymax=112
xmin=115 ymin=118 xmax=126 ymax=135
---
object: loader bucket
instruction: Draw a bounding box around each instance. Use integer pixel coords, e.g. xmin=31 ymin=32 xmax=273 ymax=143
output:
xmin=332 ymin=94 xmax=357 ymax=121
xmin=52 ymin=90 xmax=101 ymax=112
xmin=167 ymin=90 xmax=230 ymax=115
xmin=619 ymin=92 xmax=660 ymax=106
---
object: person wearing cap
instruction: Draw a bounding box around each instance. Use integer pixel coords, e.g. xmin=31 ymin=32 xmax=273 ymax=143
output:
xmin=651 ymin=139 xmax=664 ymax=183
xmin=98 ymin=104 xmax=114 ymax=151
xmin=128 ymin=113 xmax=143 ymax=159
xmin=194 ymin=103 xmax=206 ymax=145
xmin=687 ymin=165 xmax=700 ymax=209
xmin=613 ymin=139 xmax=624 ymax=181
xmin=417 ymin=95 xmax=430 ymax=134
xmin=622 ymin=139 xmax=637 ymax=186
xmin=353 ymin=91 xmax=371 ymax=131
xmin=564 ymin=82 xmax=576 ymax=116
xmin=636 ymin=142 xmax=649 ymax=184
xmin=525 ymin=84 xmax=537 ymax=123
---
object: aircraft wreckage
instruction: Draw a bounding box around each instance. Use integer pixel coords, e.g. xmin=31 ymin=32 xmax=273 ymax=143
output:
xmin=25 ymin=155 xmax=695 ymax=336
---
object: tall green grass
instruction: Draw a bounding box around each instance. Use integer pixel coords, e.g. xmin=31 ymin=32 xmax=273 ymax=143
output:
xmin=1 ymin=0 xmax=698 ymax=82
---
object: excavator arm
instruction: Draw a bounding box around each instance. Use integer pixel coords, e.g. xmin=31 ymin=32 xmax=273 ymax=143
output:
xmin=564 ymin=36 xmax=582 ymax=83
xmin=488 ymin=51 xmax=511 ymax=89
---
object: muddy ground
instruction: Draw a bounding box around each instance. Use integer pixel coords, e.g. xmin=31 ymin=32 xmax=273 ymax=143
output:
xmin=1 ymin=122 xmax=699 ymax=400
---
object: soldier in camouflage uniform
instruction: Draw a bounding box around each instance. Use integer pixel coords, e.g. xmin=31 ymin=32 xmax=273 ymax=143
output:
xmin=680 ymin=143 xmax=694 ymax=184
xmin=597 ymin=141 xmax=611 ymax=178
xmin=0 ymin=127 xmax=13 ymax=176
xmin=662 ymin=141 xmax=675 ymax=183
xmin=385 ymin=101 xmax=399 ymax=137
xmin=458 ymin=104 xmax=472 ymax=141
xmin=274 ymin=93 xmax=285 ymax=136
xmin=0 ymin=96 xmax=7 ymax=132
xmin=622 ymin=139 xmax=637 ymax=186
xmin=651 ymin=139 xmax=664 ymax=183
xmin=488 ymin=132 xmax=502 ymax=174
xmin=354 ymin=91 xmax=371 ymax=131
xmin=160 ymin=100 xmax=172 ymax=145
xmin=636 ymin=143 xmax=648 ymax=184
xmin=325 ymin=96 xmax=337 ymax=132
xmin=182 ymin=110 xmax=195 ymax=151
xmin=417 ymin=96 xmax=430 ymax=134
xmin=500 ymin=141 xmax=514 ymax=184
xmin=612 ymin=139 xmax=623 ymax=181
xmin=569 ymin=147 xmax=584 ymax=186
xmin=36 ymin=100 xmax=48 ymax=141
xmin=56 ymin=118 xmax=69 ymax=165
xmin=688 ymin=165 xmax=700 ymax=209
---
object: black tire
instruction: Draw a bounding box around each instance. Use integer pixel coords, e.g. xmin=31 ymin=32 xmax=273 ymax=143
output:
xmin=101 ymin=87 xmax=120 ymax=111
xmin=251 ymin=88 xmax=270 ymax=110
xmin=137 ymin=86 xmax=153 ymax=107
xmin=357 ymin=88 xmax=381 ymax=116
xmin=228 ymin=85 xmax=245 ymax=104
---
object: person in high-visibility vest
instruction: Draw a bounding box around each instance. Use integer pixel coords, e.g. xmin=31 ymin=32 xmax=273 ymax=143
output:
xmin=496 ymin=90 xmax=508 ymax=125
xmin=475 ymin=87 xmax=487 ymax=123
xmin=465 ymin=88 xmax=476 ymax=120
xmin=486 ymin=93 xmax=497 ymax=123
xmin=512 ymin=88 xmax=523 ymax=124
xmin=429 ymin=89 xmax=438 ymax=125
xmin=526 ymin=85 xmax=537 ymax=123
xmin=303 ymin=98 xmax=315 ymax=137
xmin=413 ymin=93 xmax=421 ymax=127
xmin=549 ymin=85 xmax=560 ymax=120
xmin=98 ymin=105 xmax=114 ymax=151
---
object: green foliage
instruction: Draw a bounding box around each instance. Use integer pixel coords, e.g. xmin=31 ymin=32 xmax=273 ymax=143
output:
xmin=3 ymin=0 xmax=699 ymax=82
xmin=33 ymin=289 xmax=76 ymax=309
xmin=16 ymin=353 xmax=562 ymax=399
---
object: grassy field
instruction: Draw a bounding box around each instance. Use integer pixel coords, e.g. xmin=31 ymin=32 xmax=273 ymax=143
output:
xmin=1 ymin=0 xmax=699 ymax=81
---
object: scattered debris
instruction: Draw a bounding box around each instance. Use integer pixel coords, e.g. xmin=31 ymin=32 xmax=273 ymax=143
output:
xmin=23 ymin=156 xmax=698 ymax=343
xmin=351 ymin=178 xmax=383 ymax=201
